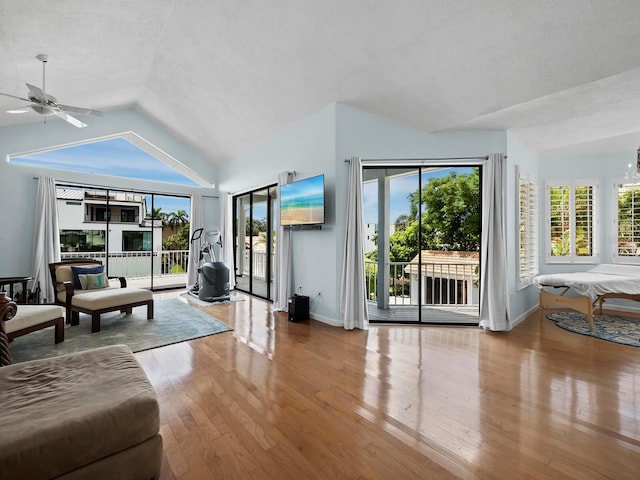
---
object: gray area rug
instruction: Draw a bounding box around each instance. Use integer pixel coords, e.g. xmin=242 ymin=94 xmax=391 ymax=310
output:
xmin=9 ymin=298 xmax=232 ymax=363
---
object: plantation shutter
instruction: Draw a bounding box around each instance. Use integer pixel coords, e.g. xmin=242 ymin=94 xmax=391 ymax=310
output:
xmin=517 ymin=167 xmax=538 ymax=287
xmin=616 ymin=182 xmax=640 ymax=260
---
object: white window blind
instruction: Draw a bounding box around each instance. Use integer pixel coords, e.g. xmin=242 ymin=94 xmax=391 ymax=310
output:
xmin=545 ymin=180 xmax=598 ymax=263
xmin=517 ymin=167 xmax=538 ymax=288
xmin=615 ymin=181 xmax=640 ymax=262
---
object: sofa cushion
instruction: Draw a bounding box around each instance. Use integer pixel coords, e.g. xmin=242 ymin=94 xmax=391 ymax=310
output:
xmin=0 ymin=344 xmax=160 ymax=479
xmin=71 ymin=288 xmax=152 ymax=310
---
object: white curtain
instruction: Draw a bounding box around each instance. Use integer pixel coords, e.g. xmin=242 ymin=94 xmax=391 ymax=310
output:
xmin=30 ymin=177 xmax=61 ymax=303
xmin=187 ymin=193 xmax=204 ymax=288
xmin=273 ymin=171 xmax=293 ymax=311
xmin=220 ymin=192 xmax=236 ymax=290
xmin=479 ymin=153 xmax=510 ymax=331
xmin=340 ymin=157 xmax=368 ymax=330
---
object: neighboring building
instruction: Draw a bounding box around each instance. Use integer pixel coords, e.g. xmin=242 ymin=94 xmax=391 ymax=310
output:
xmin=56 ymin=188 xmax=163 ymax=277
xmin=404 ymin=250 xmax=479 ymax=306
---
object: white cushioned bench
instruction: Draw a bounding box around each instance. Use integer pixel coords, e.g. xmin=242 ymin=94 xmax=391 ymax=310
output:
xmin=49 ymin=259 xmax=154 ymax=333
xmin=4 ymin=304 xmax=64 ymax=343
xmin=70 ymin=287 xmax=153 ymax=333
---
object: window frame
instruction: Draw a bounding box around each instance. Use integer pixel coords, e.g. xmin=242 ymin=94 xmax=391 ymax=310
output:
xmin=544 ymin=178 xmax=599 ymax=264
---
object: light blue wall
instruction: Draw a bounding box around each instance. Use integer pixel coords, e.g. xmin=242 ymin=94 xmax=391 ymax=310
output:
xmin=538 ymin=150 xmax=632 ymax=275
xmin=506 ymin=131 xmax=540 ymax=322
xmin=335 ymin=104 xmax=514 ymax=324
xmin=218 ymin=102 xmax=514 ymax=325
xmin=0 ymin=108 xmax=218 ymax=277
xmin=217 ymin=104 xmax=338 ymax=322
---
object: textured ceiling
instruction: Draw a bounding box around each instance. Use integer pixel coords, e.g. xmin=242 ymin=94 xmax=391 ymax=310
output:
xmin=2 ymin=1 xmax=640 ymax=163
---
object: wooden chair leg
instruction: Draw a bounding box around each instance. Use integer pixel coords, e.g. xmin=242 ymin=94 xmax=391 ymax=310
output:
xmin=91 ymin=313 xmax=101 ymax=333
xmin=147 ymin=301 xmax=154 ymax=320
xmin=54 ymin=317 xmax=64 ymax=343
xmin=71 ymin=310 xmax=80 ymax=326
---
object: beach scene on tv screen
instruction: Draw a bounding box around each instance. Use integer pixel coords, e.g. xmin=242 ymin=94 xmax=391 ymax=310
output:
xmin=280 ymin=175 xmax=324 ymax=225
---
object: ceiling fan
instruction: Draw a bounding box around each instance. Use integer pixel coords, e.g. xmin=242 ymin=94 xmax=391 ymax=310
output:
xmin=0 ymin=54 xmax=101 ymax=128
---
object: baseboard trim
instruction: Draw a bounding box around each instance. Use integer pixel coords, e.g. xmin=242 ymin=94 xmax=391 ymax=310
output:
xmin=512 ymin=304 xmax=539 ymax=328
xmin=310 ymin=312 xmax=342 ymax=327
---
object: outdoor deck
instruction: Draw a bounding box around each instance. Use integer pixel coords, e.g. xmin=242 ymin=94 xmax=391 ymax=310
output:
xmin=367 ymin=302 xmax=479 ymax=324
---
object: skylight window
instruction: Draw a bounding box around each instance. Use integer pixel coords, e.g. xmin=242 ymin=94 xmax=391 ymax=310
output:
xmin=8 ymin=133 xmax=206 ymax=187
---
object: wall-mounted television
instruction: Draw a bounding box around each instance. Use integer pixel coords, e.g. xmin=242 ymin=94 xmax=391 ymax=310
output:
xmin=280 ymin=174 xmax=325 ymax=226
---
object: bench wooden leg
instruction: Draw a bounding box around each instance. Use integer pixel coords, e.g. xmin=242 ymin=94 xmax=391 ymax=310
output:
xmin=147 ymin=300 xmax=154 ymax=320
xmin=55 ymin=317 xmax=64 ymax=343
xmin=121 ymin=307 xmax=133 ymax=315
xmin=91 ymin=313 xmax=101 ymax=333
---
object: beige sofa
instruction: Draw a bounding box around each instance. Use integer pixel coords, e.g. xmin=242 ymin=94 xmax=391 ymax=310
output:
xmin=0 ymin=344 xmax=162 ymax=479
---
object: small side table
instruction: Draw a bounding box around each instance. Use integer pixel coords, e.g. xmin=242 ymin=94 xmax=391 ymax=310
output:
xmin=0 ymin=276 xmax=33 ymax=304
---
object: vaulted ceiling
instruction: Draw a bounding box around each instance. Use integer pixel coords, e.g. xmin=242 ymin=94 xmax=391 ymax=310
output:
xmin=2 ymin=1 xmax=640 ymax=163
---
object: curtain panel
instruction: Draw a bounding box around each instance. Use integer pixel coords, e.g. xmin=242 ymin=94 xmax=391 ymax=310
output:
xmin=340 ymin=157 xmax=368 ymax=330
xmin=30 ymin=177 xmax=61 ymax=303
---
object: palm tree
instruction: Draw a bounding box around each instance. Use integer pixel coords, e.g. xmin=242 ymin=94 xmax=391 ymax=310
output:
xmin=167 ymin=209 xmax=189 ymax=231
xmin=146 ymin=207 xmax=167 ymax=226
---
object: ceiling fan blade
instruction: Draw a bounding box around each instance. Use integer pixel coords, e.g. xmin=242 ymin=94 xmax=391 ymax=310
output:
xmin=25 ymin=83 xmax=47 ymax=103
xmin=6 ymin=105 xmax=31 ymax=114
xmin=0 ymin=91 xmax=32 ymax=103
xmin=58 ymin=104 xmax=102 ymax=116
xmin=49 ymin=107 xmax=87 ymax=128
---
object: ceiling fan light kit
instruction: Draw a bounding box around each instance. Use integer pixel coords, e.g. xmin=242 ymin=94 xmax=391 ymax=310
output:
xmin=0 ymin=54 xmax=101 ymax=128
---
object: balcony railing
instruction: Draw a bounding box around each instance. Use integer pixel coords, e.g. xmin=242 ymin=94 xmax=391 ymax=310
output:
xmin=83 ymin=214 xmax=140 ymax=223
xmin=366 ymin=260 xmax=479 ymax=307
xmin=60 ymin=250 xmax=189 ymax=278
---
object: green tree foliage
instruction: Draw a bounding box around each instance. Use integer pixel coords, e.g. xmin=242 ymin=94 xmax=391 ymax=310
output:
xmin=162 ymin=222 xmax=190 ymax=250
xmin=246 ymin=217 xmax=267 ymax=236
xmin=388 ymin=170 xmax=480 ymax=261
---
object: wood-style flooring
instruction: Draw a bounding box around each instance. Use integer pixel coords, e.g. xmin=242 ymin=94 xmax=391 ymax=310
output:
xmin=136 ymin=292 xmax=640 ymax=479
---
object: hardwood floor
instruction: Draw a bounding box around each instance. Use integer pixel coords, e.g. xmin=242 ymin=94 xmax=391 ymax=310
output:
xmin=136 ymin=294 xmax=640 ymax=479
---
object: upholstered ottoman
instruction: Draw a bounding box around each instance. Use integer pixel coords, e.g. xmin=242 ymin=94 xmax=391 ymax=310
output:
xmin=4 ymin=304 xmax=64 ymax=343
xmin=71 ymin=288 xmax=154 ymax=333
xmin=0 ymin=344 xmax=162 ymax=479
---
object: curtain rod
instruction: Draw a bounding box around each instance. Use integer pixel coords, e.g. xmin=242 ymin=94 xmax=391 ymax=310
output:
xmin=344 ymin=155 xmax=500 ymax=163
xmin=34 ymin=177 xmax=214 ymax=198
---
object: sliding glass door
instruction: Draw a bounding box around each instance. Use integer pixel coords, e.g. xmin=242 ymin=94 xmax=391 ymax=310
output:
xmin=233 ymin=185 xmax=277 ymax=300
xmin=56 ymin=183 xmax=190 ymax=291
xmin=363 ymin=165 xmax=481 ymax=324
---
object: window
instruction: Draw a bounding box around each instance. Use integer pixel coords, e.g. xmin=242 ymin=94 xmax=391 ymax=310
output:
xmin=516 ymin=167 xmax=538 ymax=288
xmin=122 ymin=231 xmax=152 ymax=251
xmin=120 ymin=208 xmax=137 ymax=223
xmin=59 ymin=230 xmax=105 ymax=252
xmin=614 ymin=181 xmax=640 ymax=262
xmin=545 ymin=179 xmax=598 ymax=263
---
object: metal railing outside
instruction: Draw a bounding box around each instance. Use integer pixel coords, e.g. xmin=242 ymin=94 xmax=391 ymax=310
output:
xmin=60 ymin=250 xmax=189 ymax=277
xmin=365 ymin=260 xmax=479 ymax=306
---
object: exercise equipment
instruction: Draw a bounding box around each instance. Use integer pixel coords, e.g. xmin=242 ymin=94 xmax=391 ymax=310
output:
xmin=188 ymin=228 xmax=230 ymax=302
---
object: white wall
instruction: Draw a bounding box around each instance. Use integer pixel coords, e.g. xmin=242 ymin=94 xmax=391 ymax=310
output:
xmin=0 ymin=108 xmax=218 ymax=277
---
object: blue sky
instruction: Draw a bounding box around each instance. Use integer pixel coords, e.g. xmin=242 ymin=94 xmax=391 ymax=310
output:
xmin=12 ymin=137 xmax=199 ymax=186
xmin=12 ymin=137 xmax=196 ymax=214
